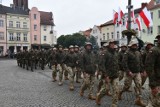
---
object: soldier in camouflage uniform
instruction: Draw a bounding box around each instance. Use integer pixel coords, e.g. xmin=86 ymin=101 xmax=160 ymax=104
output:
xmin=145 ymin=35 xmax=160 ymax=107
xmin=119 ymin=40 xmax=146 ymax=107
xmin=79 ymin=42 xmax=96 ymax=100
xmin=46 ymin=47 xmax=57 ymax=82
xmin=74 ymin=45 xmax=82 ymax=83
xmin=56 ymin=45 xmax=65 ymax=86
xmin=63 ymin=48 xmax=69 ymax=80
xmin=141 ymin=42 xmax=154 ymax=89
xmin=118 ymin=43 xmax=127 ymax=81
xmin=96 ymin=39 xmax=119 ymax=107
xmin=64 ymin=45 xmax=78 ymax=91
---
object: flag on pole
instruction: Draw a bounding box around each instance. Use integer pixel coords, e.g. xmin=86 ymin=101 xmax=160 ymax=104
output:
xmin=139 ymin=7 xmax=153 ymax=28
xmin=118 ymin=7 xmax=124 ymax=24
xmin=135 ymin=16 xmax=142 ymax=31
xmin=113 ymin=10 xmax=118 ymax=24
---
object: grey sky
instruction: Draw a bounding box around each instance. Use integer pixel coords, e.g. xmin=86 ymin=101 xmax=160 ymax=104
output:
xmin=2 ymin=0 xmax=150 ymax=36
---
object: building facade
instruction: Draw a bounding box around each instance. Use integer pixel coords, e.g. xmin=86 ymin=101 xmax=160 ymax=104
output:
xmin=0 ymin=13 xmax=7 ymax=56
xmin=29 ymin=7 xmax=41 ymax=49
xmin=100 ymin=20 xmax=115 ymax=43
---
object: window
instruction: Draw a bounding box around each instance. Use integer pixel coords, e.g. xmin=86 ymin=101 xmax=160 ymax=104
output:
xmin=34 ymin=24 xmax=37 ymax=30
xmin=122 ymin=19 xmax=125 ymax=25
xmin=117 ymin=31 xmax=119 ymax=39
xmin=111 ymin=32 xmax=114 ymax=39
xmin=34 ymin=14 xmax=37 ymax=19
xmin=9 ymin=21 xmax=13 ymax=28
xmin=23 ymin=34 xmax=27 ymax=41
xmin=151 ymin=12 xmax=153 ymax=19
xmin=0 ymin=20 xmax=4 ymax=27
xmin=34 ymin=35 xmax=37 ymax=41
xmin=103 ymin=36 xmax=105 ymax=40
xmin=44 ymin=36 xmax=47 ymax=41
xmin=44 ymin=26 xmax=47 ymax=31
xmin=116 ymin=21 xmax=119 ymax=27
xmin=107 ymin=33 xmax=109 ymax=39
xmin=158 ymin=26 xmax=160 ymax=34
xmin=16 ymin=21 xmax=20 ymax=28
xmin=148 ymin=27 xmax=153 ymax=34
xmin=17 ymin=33 xmax=21 ymax=41
xmin=0 ymin=32 xmax=4 ymax=40
xmin=158 ymin=10 xmax=160 ymax=18
xmin=9 ymin=33 xmax=14 ymax=41
xmin=23 ymin=22 xmax=27 ymax=28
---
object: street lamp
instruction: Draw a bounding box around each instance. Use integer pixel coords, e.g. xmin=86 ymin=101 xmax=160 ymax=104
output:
xmin=122 ymin=0 xmax=136 ymax=44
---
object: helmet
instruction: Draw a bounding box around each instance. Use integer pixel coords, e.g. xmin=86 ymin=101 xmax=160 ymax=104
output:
xmin=144 ymin=42 xmax=154 ymax=47
xmin=108 ymin=39 xmax=116 ymax=44
xmin=103 ymin=42 xmax=109 ymax=47
xmin=120 ymin=43 xmax=127 ymax=48
xmin=128 ymin=40 xmax=138 ymax=47
xmin=85 ymin=42 xmax=92 ymax=46
xmin=74 ymin=45 xmax=79 ymax=48
xmin=58 ymin=45 xmax=63 ymax=48
xmin=69 ymin=45 xmax=74 ymax=49
xmin=53 ymin=47 xmax=57 ymax=50
xmin=155 ymin=34 xmax=160 ymax=39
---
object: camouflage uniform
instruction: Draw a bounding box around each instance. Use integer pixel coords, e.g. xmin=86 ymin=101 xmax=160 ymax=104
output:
xmin=64 ymin=45 xmax=78 ymax=90
xmin=63 ymin=48 xmax=69 ymax=80
xmin=119 ymin=40 xmax=146 ymax=107
xmin=56 ymin=46 xmax=65 ymax=85
xmin=96 ymin=40 xmax=119 ymax=107
xmin=145 ymin=35 xmax=160 ymax=107
xmin=80 ymin=42 xmax=96 ymax=100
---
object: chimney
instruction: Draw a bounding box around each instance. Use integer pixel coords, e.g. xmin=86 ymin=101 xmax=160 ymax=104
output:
xmin=141 ymin=3 xmax=148 ymax=9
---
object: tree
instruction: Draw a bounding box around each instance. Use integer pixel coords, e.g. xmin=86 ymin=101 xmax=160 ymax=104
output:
xmin=57 ymin=33 xmax=86 ymax=47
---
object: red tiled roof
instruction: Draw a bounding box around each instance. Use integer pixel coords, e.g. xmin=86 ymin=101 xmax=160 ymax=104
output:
xmin=39 ymin=11 xmax=54 ymax=26
xmin=100 ymin=20 xmax=114 ymax=27
xmin=147 ymin=0 xmax=160 ymax=10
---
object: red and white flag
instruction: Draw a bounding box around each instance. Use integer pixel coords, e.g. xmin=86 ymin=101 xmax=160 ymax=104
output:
xmin=139 ymin=7 xmax=153 ymax=28
xmin=118 ymin=7 xmax=124 ymax=24
xmin=113 ymin=10 xmax=118 ymax=24
xmin=131 ymin=9 xmax=135 ymax=23
xmin=135 ymin=16 xmax=142 ymax=31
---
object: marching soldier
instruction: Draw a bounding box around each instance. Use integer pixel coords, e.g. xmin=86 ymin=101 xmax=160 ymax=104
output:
xmin=96 ymin=39 xmax=119 ymax=107
xmin=79 ymin=42 xmax=96 ymax=100
xmin=74 ymin=45 xmax=82 ymax=83
xmin=141 ymin=42 xmax=154 ymax=89
xmin=145 ymin=35 xmax=160 ymax=107
xmin=119 ymin=40 xmax=146 ymax=107
xmin=64 ymin=45 xmax=78 ymax=91
xmin=56 ymin=45 xmax=65 ymax=86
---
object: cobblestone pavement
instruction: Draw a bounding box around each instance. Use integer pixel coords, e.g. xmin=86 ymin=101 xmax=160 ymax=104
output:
xmin=0 ymin=59 xmax=150 ymax=107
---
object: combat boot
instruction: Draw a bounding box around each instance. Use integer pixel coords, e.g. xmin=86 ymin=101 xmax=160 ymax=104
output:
xmin=135 ymin=97 xmax=146 ymax=107
xmin=58 ymin=81 xmax=63 ymax=86
xmin=111 ymin=104 xmax=117 ymax=107
xmin=65 ymin=76 xmax=69 ymax=80
xmin=79 ymin=90 xmax=84 ymax=97
xmin=96 ymin=93 xmax=101 ymax=105
xmin=52 ymin=77 xmax=57 ymax=82
xmin=76 ymin=80 xmax=81 ymax=83
xmin=69 ymin=85 xmax=74 ymax=91
xmin=106 ymin=90 xmax=112 ymax=96
xmin=88 ymin=95 xmax=96 ymax=100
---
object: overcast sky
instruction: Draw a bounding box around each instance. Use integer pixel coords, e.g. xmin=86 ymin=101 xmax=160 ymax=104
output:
xmin=2 ymin=0 xmax=150 ymax=36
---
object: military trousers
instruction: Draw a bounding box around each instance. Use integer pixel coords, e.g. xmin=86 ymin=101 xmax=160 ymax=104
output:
xmin=97 ymin=77 xmax=119 ymax=106
xmin=123 ymin=72 xmax=142 ymax=97
xmin=146 ymin=86 xmax=160 ymax=107
xmin=76 ymin=67 xmax=81 ymax=81
xmin=57 ymin=64 xmax=63 ymax=82
xmin=80 ymin=72 xmax=95 ymax=96
xmin=63 ymin=64 xmax=68 ymax=77
xmin=52 ymin=64 xmax=57 ymax=79
xmin=67 ymin=66 xmax=76 ymax=86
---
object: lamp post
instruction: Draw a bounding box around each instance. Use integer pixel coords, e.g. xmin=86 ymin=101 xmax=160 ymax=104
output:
xmin=122 ymin=0 xmax=134 ymax=44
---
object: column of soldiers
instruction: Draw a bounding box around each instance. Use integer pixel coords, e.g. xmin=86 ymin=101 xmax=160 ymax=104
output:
xmin=16 ymin=34 xmax=160 ymax=107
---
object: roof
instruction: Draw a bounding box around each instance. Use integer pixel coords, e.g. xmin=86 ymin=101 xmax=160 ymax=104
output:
xmin=147 ymin=0 xmax=160 ymax=10
xmin=39 ymin=11 xmax=54 ymax=26
xmin=97 ymin=26 xmax=101 ymax=31
xmin=83 ymin=28 xmax=92 ymax=37
xmin=0 ymin=5 xmax=28 ymax=15
xmin=100 ymin=20 xmax=114 ymax=27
